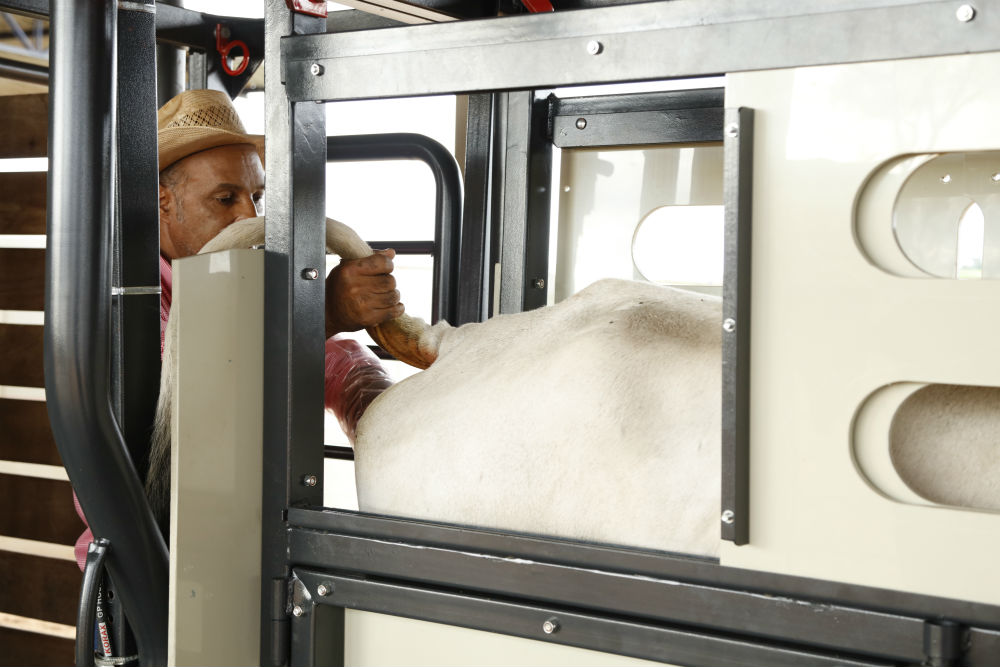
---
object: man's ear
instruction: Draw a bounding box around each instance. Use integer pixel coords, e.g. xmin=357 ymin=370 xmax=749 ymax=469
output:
xmin=158 ymin=183 xmax=172 ymax=220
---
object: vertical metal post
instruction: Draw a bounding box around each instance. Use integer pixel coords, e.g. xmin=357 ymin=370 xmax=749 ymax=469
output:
xmin=455 ymin=93 xmax=495 ymax=325
xmin=46 ymin=0 xmax=168 ymax=663
xmin=721 ymin=107 xmax=753 ymax=545
xmin=521 ymin=94 xmax=553 ymax=312
xmin=113 ymin=0 xmax=160 ymax=489
xmin=497 ymin=91 xmax=532 ymax=315
xmin=156 ymin=0 xmax=185 ymax=104
xmin=262 ymin=1 xmax=327 ymax=664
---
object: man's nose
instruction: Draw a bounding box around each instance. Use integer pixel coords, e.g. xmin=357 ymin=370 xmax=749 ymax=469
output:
xmin=234 ymin=195 xmax=259 ymax=221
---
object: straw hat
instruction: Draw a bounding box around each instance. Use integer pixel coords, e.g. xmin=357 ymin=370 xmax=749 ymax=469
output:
xmin=157 ymin=89 xmax=264 ymax=172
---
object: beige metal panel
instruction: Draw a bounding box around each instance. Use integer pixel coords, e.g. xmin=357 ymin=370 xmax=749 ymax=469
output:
xmin=344 ymin=609 xmax=667 ymax=666
xmin=721 ymin=52 xmax=1000 ymax=605
xmin=554 ymin=145 xmax=723 ymax=302
xmin=168 ymin=250 xmax=263 ymax=666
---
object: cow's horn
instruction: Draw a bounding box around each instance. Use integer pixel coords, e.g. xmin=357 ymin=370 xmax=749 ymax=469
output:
xmin=367 ymin=315 xmax=436 ymax=370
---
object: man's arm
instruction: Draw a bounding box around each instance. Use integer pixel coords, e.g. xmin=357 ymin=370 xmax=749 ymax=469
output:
xmin=325 ymin=248 xmax=404 ymax=337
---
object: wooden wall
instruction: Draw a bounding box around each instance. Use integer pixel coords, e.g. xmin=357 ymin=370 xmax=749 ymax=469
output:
xmin=0 ymin=93 xmax=78 ymax=664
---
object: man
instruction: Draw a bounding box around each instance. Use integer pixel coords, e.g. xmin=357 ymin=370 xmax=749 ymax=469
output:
xmin=76 ymin=89 xmax=398 ymax=566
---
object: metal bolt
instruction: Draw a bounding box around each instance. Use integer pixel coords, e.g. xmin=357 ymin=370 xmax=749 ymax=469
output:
xmin=542 ymin=617 xmax=560 ymax=634
xmin=956 ymin=4 xmax=976 ymax=22
xmin=301 ymin=268 xmax=320 ymax=280
xmin=302 ymin=474 xmax=318 ymax=487
xmin=575 ymin=117 xmax=587 ymax=130
xmin=992 ymin=173 xmax=1000 ymax=182
xmin=292 ymin=605 xmax=304 ymax=617
xmin=940 ymin=174 xmax=952 ymax=184
xmin=722 ymin=318 xmax=736 ymax=333
xmin=316 ymin=584 xmax=331 ymax=597
xmin=531 ymin=278 xmax=546 ymax=289
xmin=721 ymin=510 xmax=735 ymax=524
xmin=586 ymin=40 xmax=603 ymax=55
xmin=310 ymin=62 xmax=324 ymax=76
xmin=725 ymin=123 xmax=739 ymax=138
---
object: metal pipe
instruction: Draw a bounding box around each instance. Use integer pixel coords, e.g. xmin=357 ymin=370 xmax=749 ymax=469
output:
xmin=0 ymin=55 xmax=46 ymax=84
xmin=45 ymin=0 xmax=168 ymax=663
xmin=327 ymin=132 xmax=463 ymax=324
xmin=3 ymin=11 xmax=33 ymax=50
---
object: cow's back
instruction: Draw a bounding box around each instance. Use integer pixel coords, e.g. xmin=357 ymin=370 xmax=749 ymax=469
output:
xmin=355 ymin=279 xmax=722 ymax=557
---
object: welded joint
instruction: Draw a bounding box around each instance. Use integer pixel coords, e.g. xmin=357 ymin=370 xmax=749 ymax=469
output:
xmin=922 ymin=620 xmax=967 ymax=667
xmin=288 ymin=573 xmax=313 ymax=618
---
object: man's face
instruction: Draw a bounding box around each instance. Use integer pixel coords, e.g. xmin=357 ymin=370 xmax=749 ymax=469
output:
xmin=158 ymin=143 xmax=265 ymax=260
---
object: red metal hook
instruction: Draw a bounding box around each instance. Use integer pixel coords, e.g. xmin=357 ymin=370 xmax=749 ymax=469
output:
xmin=522 ymin=0 xmax=555 ymax=11
xmin=215 ymin=24 xmax=249 ymax=77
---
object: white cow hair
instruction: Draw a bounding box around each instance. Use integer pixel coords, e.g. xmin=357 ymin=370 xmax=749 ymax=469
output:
xmin=354 ymin=279 xmax=724 ymax=557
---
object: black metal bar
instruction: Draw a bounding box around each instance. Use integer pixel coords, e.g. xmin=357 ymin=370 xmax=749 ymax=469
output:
xmin=327 ymin=133 xmax=462 ymax=324
xmin=45 ymin=0 xmax=168 ymax=664
xmin=363 ymin=240 xmax=434 ymax=255
xmin=281 ymin=0 xmax=1000 ymax=102
xmin=0 ymin=0 xmax=47 ymax=19
xmin=287 ymin=527 xmax=930 ymax=663
xmin=323 ymin=445 xmax=354 ymax=461
xmin=551 ymin=88 xmax=726 ymax=148
xmin=113 ymin=0 xmax=160 ymax=490
xmin=288 ymin=575 xmax=344 ymax=666
xmin=496 ymin=91 xmax=532 ymax=315
xmin=293 ymin=570 xmax=896 ymax=667
xmin=262 ymin=1 xmax=327 ymax=663
xmin=721 ymin=107 xmax=753 ymax=545
xmin=455 ymin=93 xmax=494 ymax=326
xmin=287 ymin=507 xmax=1000 ymax=634
xmin=0 ymin=55 xmax=46 ymax=84
xmin=521 ymin=93 xmax=552 ymax=312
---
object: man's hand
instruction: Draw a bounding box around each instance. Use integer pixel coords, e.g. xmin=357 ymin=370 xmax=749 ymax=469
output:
xmin=325 ymin=249 xmax=404 ymax=338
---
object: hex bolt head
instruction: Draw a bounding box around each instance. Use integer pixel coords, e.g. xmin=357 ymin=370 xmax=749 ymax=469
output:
xmin=723 ymin=318 xmax=736 ymax=333
xmin=956 ymin=4 xmax=976 ymax=21
xmin=302 ymin=474 xmax=318 ymax=487
xmin=725 ymin=123 xmax=740 ymax=138
xmin=542 ymin=617 xmax=560 ymax=634
xmin=586 ymin=40 xmax=603 ymax=55
xmin=532 ymin=278 xmax=546 ymax=289
xmin=310 ymin=62 xmax=325 ymax=76
xmin=721 ymin=510 xmax=735 ymax=525
xmin=292 ymin=605 xmax=304 ymax=617
xmin=317 ymin=584 xmax=331 ymax=597
xmin=575 ymin=117 xmax=587 ymax=130
xmin=301 ymin=268 xmax=320 ymax=280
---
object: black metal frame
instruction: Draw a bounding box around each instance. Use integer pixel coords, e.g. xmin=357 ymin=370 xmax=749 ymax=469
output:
xmin=265 ymin=3 xmax=1000 ymax=666
xmin=326 ymin=132 xmax=462 ymax=326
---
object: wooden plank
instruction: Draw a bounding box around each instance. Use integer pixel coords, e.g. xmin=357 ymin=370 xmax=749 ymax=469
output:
xmin=0 ymin=94 xmax=47 ymax=159
xmin=0 ymin=626 xmax=75 ymax=666
xmin=0 ymin=249 xmax=44 ymax=311
xmin=0 ymin=324 xmax=43 ymax=388
xmin=0 ymin=399 xmax=61 ymax=467
xmin=0 ymin=550 xmax=80 ymax=626
xmin=0 ymin=172 xmax=46 ymax=234
xmin=0 ymin=473 xmax=80 ymax=545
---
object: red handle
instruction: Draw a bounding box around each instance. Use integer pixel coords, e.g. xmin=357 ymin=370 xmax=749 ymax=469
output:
xmin=215 ymin=24 xmax=249 ymax=77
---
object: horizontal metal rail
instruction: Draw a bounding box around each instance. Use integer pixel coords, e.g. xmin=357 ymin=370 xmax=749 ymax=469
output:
xmin=282 ymin=0 xmax=1000 ymax=102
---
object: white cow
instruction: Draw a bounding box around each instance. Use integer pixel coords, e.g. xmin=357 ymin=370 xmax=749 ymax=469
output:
xmin=149 ymin=217 xmax=1000 ymax=557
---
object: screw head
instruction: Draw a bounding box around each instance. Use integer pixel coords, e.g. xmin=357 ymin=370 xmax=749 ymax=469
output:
xmin=575 ymin=117 xmax=587 ymax=130
xmin=301 ymin=268 xmax=320 ymax=280
xmin=302 ymin=474 xmax=318 ymax=487
xmin=316 ymin=584 xmax=331 ymax=597
xmin=722 ymin=318 xmax=736 ymax=333
xmin=956 ymin=4 xmax=976 ymax=21
xmin=531 ymin=278 xmax=546 ymax=289
xmin=725 ymin=123 xmax=740 ymax=138
xmin=310 ymin=62 xmax=325 ymax=76
xmin=292 ymin=605 xmax=304 ymax=617
xmin=992 ymin=172 xmax=1000 ymax=183
xmin=721 ymin=510 xmax=735 ymax=524
xmin=586 ymin=40 xmax=603 ymax=55
xmin=542 ymin=617 xmax=560 ymax=634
